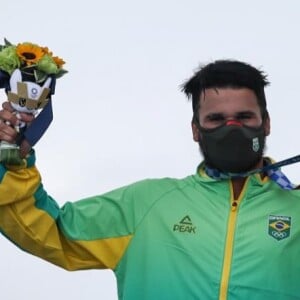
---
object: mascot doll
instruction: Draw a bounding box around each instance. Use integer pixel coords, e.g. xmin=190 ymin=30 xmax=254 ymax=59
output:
xmin=0 ymin=39 xmax=67 ymax=165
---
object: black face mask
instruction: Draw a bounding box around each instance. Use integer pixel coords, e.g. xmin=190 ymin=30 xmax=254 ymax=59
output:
xmin=198 ymin=122 xmax=266 ymax=173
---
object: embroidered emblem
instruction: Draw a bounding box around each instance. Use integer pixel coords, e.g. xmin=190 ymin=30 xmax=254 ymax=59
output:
xmin=252 ymin=137 xmax=259 ymax=152
xmin=268 ymin=215 xmax=291 ymax=241
xmin=173 ymin=215 xmax=196 ymax=233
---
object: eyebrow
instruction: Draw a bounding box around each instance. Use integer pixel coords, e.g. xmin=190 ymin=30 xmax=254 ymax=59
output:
xmin=235 ymin=111 xmax=257 ymax=117
xmin=205 ymin=113 xmax=225 ymax=120
xmin=205 ymin=110 xmax=256 ymax=120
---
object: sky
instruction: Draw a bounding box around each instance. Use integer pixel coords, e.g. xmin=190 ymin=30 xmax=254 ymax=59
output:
xmin=1 ymin=0 xmax=300 ymax=299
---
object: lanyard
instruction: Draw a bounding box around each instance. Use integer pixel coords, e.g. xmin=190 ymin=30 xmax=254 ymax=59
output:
xmin=205 ymin=155 xmax=300 ymax=190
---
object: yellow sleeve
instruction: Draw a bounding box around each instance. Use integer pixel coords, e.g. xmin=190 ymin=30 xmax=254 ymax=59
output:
xmin=0 ymin=154 xmax=132 ymax=271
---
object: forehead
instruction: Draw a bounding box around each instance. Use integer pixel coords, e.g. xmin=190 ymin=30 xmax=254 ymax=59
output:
xmin=199 ymin=87 xmax=260 ymax=115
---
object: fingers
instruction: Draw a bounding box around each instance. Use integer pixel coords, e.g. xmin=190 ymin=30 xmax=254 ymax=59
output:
xmin=0 ymin=102 xmax=34 ymax=126
xmin=2 ymin=101 xmax=14 ymax=112
xmin=0 ymin=110 xmax=17 ymax=127
xmin=19 ymin=139 xmax=32 ymax=158
xmin=0 ymin=119 xmax=18 ymax=143
xmin=0 ymin=121 xmax=32 ymax=158
xmin=0 ymin=101 xmax=34 ymax=146
xmin=15 ymin=111 xmax=35 ymax=123
xmin=0 ymin=101 xmax=34 ymax=157
xmin=0 ymin=102 xmax=19 ymax=127
xmin=0 ymin=102 xmax=17 ymax=144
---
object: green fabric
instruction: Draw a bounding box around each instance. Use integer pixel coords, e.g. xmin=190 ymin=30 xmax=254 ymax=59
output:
xmin=2 ymin=155 xmax=300 ymax=299
xmin=55 ymin=173 xmax=300 ymax=299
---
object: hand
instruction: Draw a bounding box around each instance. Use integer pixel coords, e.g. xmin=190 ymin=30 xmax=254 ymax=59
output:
xmin=0 ymin=102 xmax=34 ymax=158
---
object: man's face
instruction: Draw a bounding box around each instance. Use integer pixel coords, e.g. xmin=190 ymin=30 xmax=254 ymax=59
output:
xmin=191 ymin=87 xmax=271 ymax=171
xmin=192 ymin=87 xmax=270 ymax=141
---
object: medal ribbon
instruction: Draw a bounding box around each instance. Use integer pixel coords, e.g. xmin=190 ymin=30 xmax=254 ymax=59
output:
xmin=205 ymin=155 xmax=300 ymax=190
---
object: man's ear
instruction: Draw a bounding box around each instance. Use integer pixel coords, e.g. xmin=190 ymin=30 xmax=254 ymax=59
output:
xmin=192 ymin=121 xmax=200 ymax=142
xmin=264 ymin=115 xmax=271 ymax=136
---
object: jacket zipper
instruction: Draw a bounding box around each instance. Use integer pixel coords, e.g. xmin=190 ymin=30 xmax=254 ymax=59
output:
xmin=218 ymin=179 xmax=248 ymax=300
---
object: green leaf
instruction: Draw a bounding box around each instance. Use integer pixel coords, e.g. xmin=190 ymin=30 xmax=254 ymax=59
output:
xmin=34 ymin=69 xmax=48 ymax=83
xmin=56 ymin=68 xmax=68 ymax=78
xmin=4 ymin=38 xmax=12 ymax=46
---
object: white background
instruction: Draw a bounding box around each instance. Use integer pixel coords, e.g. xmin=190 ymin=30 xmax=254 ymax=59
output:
xmin=1 ymin=1 xmax=300 ymax=299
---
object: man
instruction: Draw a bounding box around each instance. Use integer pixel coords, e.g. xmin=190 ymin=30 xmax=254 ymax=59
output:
xmin=0 ymin=60 xmax=299 ymax=300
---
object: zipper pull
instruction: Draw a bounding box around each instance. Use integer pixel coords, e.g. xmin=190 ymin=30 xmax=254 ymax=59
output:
xmin=231 ymin=201 xmax=238 ymax=212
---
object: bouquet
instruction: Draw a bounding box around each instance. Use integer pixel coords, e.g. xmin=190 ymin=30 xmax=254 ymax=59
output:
xmin=0 ymin=38 xmax=67 ymax=165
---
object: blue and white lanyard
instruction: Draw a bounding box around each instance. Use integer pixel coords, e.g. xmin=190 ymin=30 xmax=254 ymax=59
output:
xmin=204 ymin=155 xmax=300 ymax=190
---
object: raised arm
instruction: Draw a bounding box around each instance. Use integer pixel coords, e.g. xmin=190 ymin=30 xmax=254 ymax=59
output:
xmin=0 ymin=103 xmax=134 ymax=271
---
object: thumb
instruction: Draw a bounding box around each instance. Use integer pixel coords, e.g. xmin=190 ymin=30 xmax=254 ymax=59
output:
xmin=19 ymin=139 xmax=32 ymax=158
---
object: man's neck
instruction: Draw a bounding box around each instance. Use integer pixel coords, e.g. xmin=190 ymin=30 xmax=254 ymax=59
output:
xmin=231 ymin=177 xmax=247 ymax=200
xmin=231 ymin=158 xmax=264 ymax=199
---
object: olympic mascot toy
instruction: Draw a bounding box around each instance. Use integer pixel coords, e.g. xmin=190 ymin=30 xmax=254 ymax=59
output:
xmin=0 ymin=38 xmax=67 ymax=164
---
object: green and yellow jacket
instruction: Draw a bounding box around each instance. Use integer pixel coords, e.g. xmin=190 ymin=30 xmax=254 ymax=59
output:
xmin=1 ymin=153 xmax=300 ymax=300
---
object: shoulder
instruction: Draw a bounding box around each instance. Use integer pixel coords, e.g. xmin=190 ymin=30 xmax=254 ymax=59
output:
xmin=97 ymin=175 xmax=197 ymax=207
xmin=125 ymin=175 xmax=196 ymax=199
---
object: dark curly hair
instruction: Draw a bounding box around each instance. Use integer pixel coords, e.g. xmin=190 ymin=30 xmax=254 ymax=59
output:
xmin=181 ymin=60 xmax=270 ymax=123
